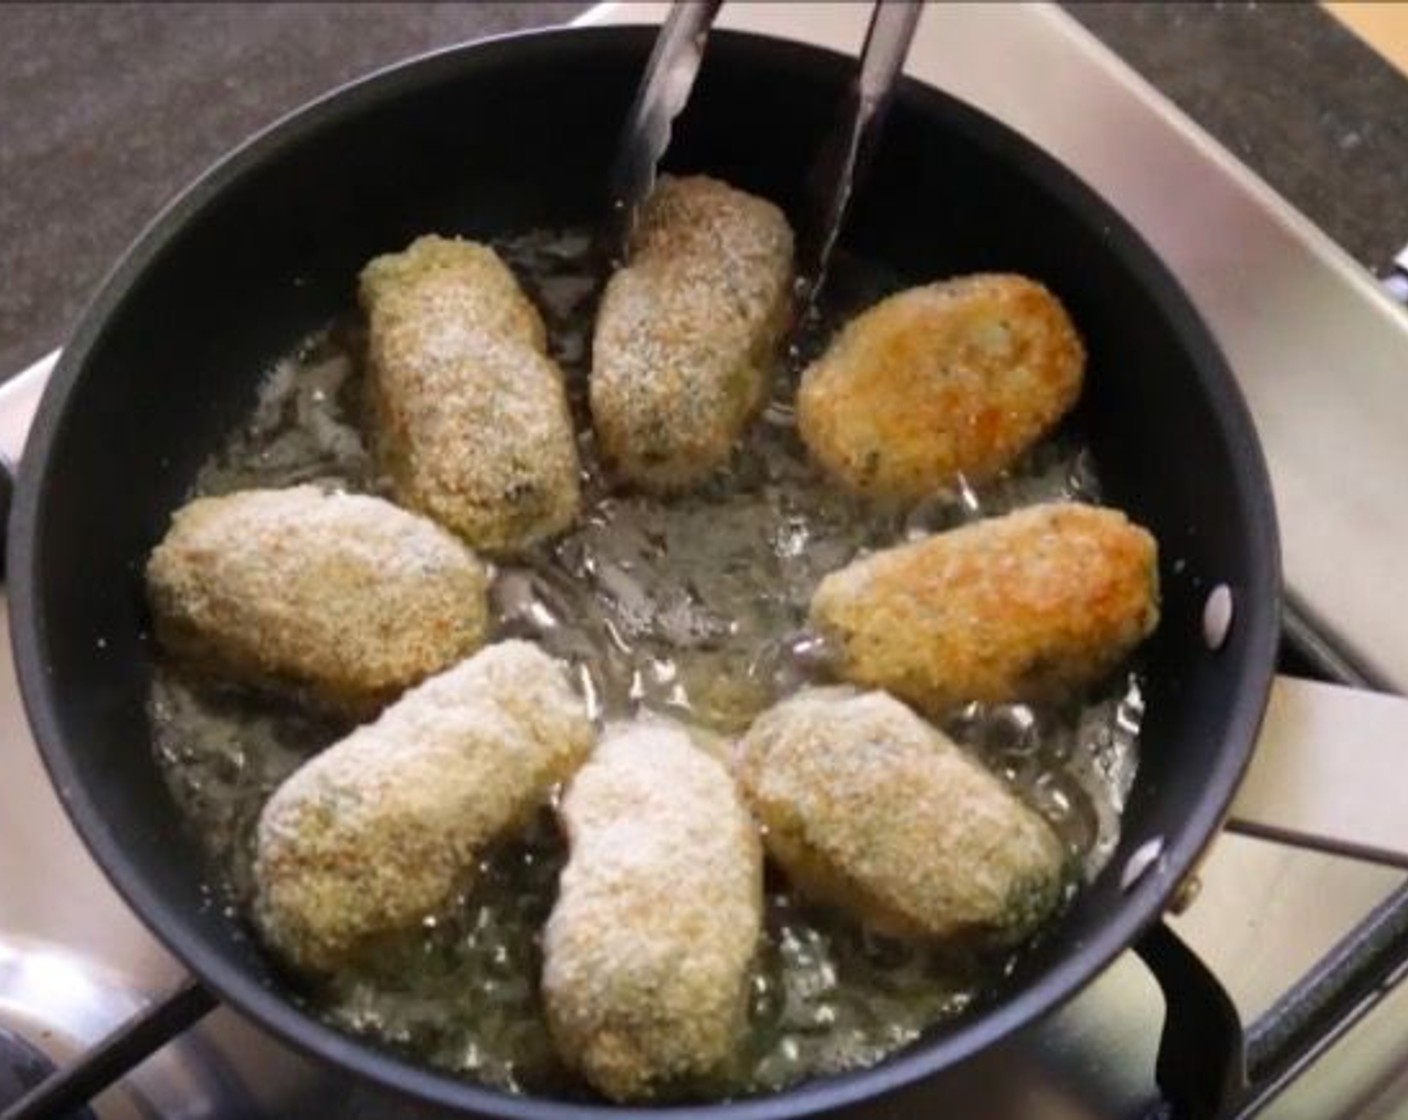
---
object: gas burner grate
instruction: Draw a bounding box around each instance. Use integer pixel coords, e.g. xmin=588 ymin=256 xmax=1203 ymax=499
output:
xmin=0 ymin=1028 xmax=93 ymax=1120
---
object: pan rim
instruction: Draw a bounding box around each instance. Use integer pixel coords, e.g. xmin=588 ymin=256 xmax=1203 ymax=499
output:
xmin=7 ymin=22 xmax=1281 ymax=1119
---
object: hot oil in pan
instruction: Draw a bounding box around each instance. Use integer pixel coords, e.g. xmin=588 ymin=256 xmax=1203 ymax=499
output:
xmin=148 ymin=228 xmax=1145 ymax=1098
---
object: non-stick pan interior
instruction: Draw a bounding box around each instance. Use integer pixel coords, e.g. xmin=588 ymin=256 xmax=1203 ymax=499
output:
xmin=11 ymin=26 xmax=1278 ymax=1118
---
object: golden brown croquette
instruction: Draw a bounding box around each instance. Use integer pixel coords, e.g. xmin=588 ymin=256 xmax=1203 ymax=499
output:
xmin=797 ymin=274 xmax=1084 ymax=503
xmin=809 ymin=502 xmax=1159 ymax=717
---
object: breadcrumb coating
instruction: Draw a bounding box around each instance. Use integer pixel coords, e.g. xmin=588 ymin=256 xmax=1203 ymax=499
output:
xmin=361 ymin=235 xmax=581 ymax=553
xmin=736 ymin=686 xmax=1067 ymax=945
xmin=591 ymin=176 xmax=794 ymax=491
xmin=146 ymin=485 xmax=490 ymax=716
xmin=543 ymin=718 xmax=762 ymax=1100
xmin=254 ymin=641 xmax=593 ymax=973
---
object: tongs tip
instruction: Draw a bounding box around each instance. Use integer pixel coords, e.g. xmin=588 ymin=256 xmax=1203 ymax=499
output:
xmin=606 ymin=0 xmax=921 ymax=314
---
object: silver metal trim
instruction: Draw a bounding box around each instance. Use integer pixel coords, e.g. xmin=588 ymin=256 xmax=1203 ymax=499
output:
xmin=1228 ymin=676 xmax=1408 ymax=868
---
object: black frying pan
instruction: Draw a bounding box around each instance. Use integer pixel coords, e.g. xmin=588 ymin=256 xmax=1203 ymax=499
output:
xmin=6 ymin=25 xmax=1279 ymax=1120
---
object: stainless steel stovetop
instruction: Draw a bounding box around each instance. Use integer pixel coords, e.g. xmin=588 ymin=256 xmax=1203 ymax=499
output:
xmin=4 ymin=3 xmax=1408 ymax=1117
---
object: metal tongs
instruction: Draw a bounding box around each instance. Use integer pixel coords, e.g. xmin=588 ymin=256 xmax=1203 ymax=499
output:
xmin=608 ymin=0 xmax=923 ymax=314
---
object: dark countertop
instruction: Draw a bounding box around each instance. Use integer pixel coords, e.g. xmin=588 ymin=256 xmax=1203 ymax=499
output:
xmin=1067 ymin=1 xmax=1408 ymax=277
xmin=1 ymin=1 xmax=1404 ymax=380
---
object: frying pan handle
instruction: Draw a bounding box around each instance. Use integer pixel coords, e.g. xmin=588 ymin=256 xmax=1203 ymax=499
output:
xmin=1136 ymin=881 xmax=1408 ymax=1118
xmin=1134 ymin=922 xmax=1244 ymax=1118
xmin=0 ymin=449 xmax=13 ymax=580
xmin=0 ymin=978 xmax=216 ymax=1120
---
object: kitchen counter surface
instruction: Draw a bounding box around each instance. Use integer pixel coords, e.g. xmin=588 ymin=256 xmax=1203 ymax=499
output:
xmin=1068 ymin=2 xmax=1408 ymax=279
xmin=1 ymin=1 xmax=1405 ymax=379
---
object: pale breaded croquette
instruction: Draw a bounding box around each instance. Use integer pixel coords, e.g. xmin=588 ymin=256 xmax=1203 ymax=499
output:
xmin=145 ymin=485 xmax=490 ymax=717
xmin=254 ymin=641 xmax=593 ymax=973
xmin=797 ymin=274 xmax=1085 ymax=503
xmin=735 ymin=686 xmax=1068 ymax=946
xmin=590 ymin=175 xmax=795 ymax=491
xmin=360 ymin=235 xmax=581 ymax=554
xmin=542 ymin=718 xmax=763 ymax=1101
xmin=809 ymin=502 xmax=1159 ymax=719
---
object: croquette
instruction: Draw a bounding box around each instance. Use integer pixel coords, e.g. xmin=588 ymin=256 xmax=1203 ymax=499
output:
xmin=809 ymin=502 xmax=1159 ymax=717
xmin=591 ymin=176 xmax=795 ymax=491
xmin=542 ymin=718 xmax=763 ymax=1100
xmin=360 ymin=235 xmax=581 ymax=553
xmin=254 ymin=641 xmax=593 ymax=973
xmin=797 ymin=274 xmax=1084 ymax=503
xmin=735 ymin=686 xmax=1068 ymax=946
xmin=145 ymin=485 xmax=490 ymax=716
